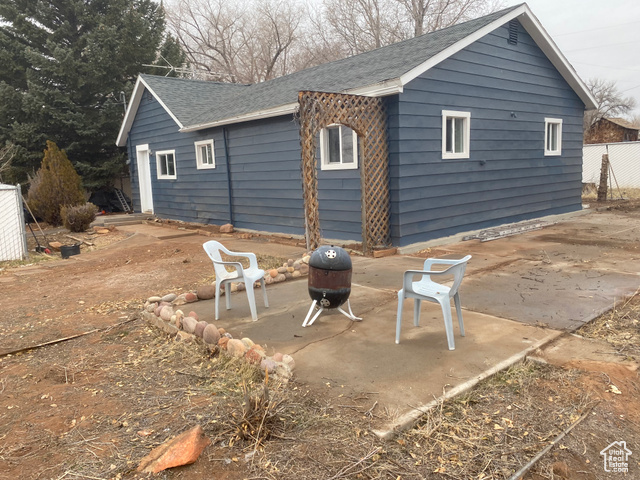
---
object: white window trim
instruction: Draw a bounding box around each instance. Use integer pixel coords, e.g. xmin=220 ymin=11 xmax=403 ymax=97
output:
xmin=156 ymin=149 xmax=177 ymax=179
xmin=442 ymin=110 xmax=471 ymax=159
xmin=195 ymin=139 xmax=215 ymax=169
xmin=544 ymin=118 xmax=562 ymax=156
xmin=319 ymin=124 xmax=359 ymax=171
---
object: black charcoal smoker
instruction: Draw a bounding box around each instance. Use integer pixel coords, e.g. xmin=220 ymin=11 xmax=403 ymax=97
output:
xmin=302 ymin=245 xmax=362 ymax=327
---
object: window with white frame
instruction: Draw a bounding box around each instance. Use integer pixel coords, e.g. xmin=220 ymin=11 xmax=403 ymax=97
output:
xmin=544 ymin=118 xmax=562 ymax=156
xmin=195 ymin=140 xmax=215 ymax=169
xmin=156 ymin=150 xmax=177 ymax=179
xmin=442 ymin=110 xmax=471 ymax=159
xmin=319 ymin=124 xmax=359 ymax=170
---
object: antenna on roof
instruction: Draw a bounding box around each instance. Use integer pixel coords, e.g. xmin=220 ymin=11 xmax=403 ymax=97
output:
xmin=142 ymin=55 xmax=193 ymax=77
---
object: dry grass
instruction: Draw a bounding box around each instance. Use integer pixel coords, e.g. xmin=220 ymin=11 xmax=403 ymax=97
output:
xmin=248 ymin=361 xmax=593 ymax=479
xmin=582 ymin=185 xmax=640 ymax=201
xmin=577 ymin=291 xmax=640 ymax=359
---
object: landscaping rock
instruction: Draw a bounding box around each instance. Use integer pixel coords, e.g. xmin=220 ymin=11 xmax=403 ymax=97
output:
xmin=196 ymin=285 xmax=215 ymax=300
xmin=194 ymin=321 xmax=208 ymax=338
xmin=189 ymin=311 xmax=199 ymax=321
xmin=245 ymin=347 xmax=265 ymax=365
xmin=218 ymin=327 xmax=226 ymax=336
xmin=273 ymin=352 xmax=284 ymax=362
xmin=241 ymin=338 xmax=255 ymax=348
xmin=172 ymin=294 xmax=187 ymax=306
xmin=185 ymin=292 xmax=198 ymax=303
xmin=175 ymin=331 xmax=195 ymax=343
xmin=302 ymin=255 xmax=310 ymax=264
xmin=292 ymin=271 xmax=301 ymax=278
xmin=264 ymin=276 xmax=274 ymax=285
xmin=218 ymin=337 xmax=229 ymax=350
xmin=160 ymin=306 xmax=174 ymax=322
xmin=274 ymin=273 xmax=286 ymax=283
xmin=161 ymin=293 xmax=177 ymax=303
xmin=136 ymin=425 xmax=210 ymax=473
xmin=260 ymin=358 xmax=277 ymax=374
xmin=284 ymin=272 xmax=293 ymax=280
xmin=282 ymin=354 xmax=295 ymax=371
xmin=203 ymin=324 xmax=221 ymax=345
xmin=227 ymin=339 xmax=247 ymax=358
xmin=148 ymin=296 xmax=163 ymax=303
xmin=146 ymin=303 xmax=158 ymax=313
xmin=162 ymin=323 xmax=178 ymax=336
xmin=287 ymin=258 xmax=294 ymax=267
xmin=220 ymin=223 xmax=234 ymax=233
xmin=300 ymin=264 xmax=309 ymax=275
xmin=277 ymin=266 xmax=287 ymax=274
xmin=269 ymin=269 xmax=278 ymax=278
xmin=236 ymin=283 xmax=245 ymax=291
xmin=182 ymin=316 xmax=197 ymax=334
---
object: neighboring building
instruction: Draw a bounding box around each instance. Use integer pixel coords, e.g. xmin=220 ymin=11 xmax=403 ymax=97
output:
xmin=585 ymin=117 xmax=639 ymax=144
xmin=116 ymin=3 xmax=596 ymax=250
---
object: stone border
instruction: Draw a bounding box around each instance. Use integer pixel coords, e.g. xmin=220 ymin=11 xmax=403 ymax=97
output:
xmin=140 ymin=255 xmax=311 ymax=381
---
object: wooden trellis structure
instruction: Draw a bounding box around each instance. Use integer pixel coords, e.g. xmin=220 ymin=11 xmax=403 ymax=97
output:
xmin=298 ymin=91 xmax=390 ymax=254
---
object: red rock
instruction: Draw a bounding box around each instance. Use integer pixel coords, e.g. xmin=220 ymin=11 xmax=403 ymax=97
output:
xmin=245 ymin=346 xmax=265 ymax=365
xmin=194 ymin=321 xmax=207 ymax=337
xmin=203 ymin=324 xmax=221 ymax=345
xmin=220 ymin=223 xmax=234 ymax=233
xmin=218 ymin=337 xmax=229 ymax=350
xmin=185 ymin=292 xmax=198 ymax=303
xmin=189 ymin=311 xmax=199 ymax=321
xmin=196 ymin=285 xmax=215 ymax=300
xmin=137 ymin=425 xmax=210 ymax=473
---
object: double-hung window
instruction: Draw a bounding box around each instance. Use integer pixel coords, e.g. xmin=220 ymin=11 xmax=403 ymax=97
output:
xmin=442 ymin=110 xmax=471 ymax=159
xmin=195 ymin=140 xmax=215 ymax=169
xmin=156 ymin=150 xmax=177 ymax=179
xmin=319 ymin=124 xmax=358 ymax=170
xmin=544 ymin=118 xmax=562 ymax=156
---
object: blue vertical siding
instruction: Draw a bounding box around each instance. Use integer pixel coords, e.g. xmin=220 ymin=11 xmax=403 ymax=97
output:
xmin=389 ymin=20 xmax=586 ymax=247
xmin=126 ymin=94 xmax=305 ymax=235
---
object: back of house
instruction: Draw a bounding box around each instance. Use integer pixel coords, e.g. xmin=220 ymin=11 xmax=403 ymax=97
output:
xmin=117 ymin=3 xmax=595 ymax=251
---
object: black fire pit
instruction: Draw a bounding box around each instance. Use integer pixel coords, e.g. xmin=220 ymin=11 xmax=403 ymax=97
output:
xmin=302 ymin=245 xmax=362 ymax=327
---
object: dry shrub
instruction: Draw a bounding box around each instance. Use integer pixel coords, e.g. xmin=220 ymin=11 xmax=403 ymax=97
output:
xmin=61 ymin=202 xmax=98 ymax=232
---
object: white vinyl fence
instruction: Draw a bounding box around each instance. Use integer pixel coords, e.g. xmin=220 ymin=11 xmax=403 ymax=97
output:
xmin=583 ymin=141 xmax=640 ymax=188
xmin=0 ymin=184 xmax=27 ymax=261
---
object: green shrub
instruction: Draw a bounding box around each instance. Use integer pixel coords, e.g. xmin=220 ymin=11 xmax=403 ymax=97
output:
xmin=61 ymin=203 xmax=98 ymax=232
xmin=27 ymin=140 xmax=85 ymax=226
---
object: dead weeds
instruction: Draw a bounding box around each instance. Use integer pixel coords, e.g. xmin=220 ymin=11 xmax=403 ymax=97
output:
xmin=577 ymin=291 xmax=640 ymax=360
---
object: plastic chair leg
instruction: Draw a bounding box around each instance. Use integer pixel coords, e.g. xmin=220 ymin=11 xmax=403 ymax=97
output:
xmin=245 ymin=279 xmax=258 ymax=321
xmin=214 ymin=281 xmax=221 ymax=320
xmin=454 ymin=293 xmax=465 ymax=336
xmin=439 ymin=299 xmax=456 ymax=350
xmin=395 ymin=290 xmax=404 ymax=344
xmin=260 ymin=278 xmax=269 ymax=308
xmin=413 ymin=299 xmax=421 ymax=326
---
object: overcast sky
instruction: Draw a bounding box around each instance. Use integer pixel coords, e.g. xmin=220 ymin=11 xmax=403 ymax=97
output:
xmin=509 ymin=0 xmax=640 ymax=116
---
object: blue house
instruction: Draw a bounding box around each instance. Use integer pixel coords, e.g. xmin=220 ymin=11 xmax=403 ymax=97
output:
xmin=116 ymin=3 xmax=595 ymax=251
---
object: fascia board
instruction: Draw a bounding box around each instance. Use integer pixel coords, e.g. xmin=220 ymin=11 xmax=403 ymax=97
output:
xmin=115 ymin=76 xmax=184 ymax=147
xmin=180 ymin=102 xmax=298 ymax=132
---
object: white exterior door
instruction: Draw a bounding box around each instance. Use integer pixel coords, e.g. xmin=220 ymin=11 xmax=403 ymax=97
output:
xmin=135 ymin=144 xmax=154 ymax=213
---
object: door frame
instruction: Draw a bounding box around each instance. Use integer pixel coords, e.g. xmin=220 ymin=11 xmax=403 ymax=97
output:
xmin=135 ymin=144 xmax=154 ymax=213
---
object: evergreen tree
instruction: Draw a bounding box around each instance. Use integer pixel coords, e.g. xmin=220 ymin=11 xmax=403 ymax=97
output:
xmin=0 ymin=0 xmax=186 ymax=189
xmin=28 ymin=140 xmax=86 ymax=226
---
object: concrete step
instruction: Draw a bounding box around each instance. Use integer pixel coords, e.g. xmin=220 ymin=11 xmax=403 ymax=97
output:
xmin=91 ymin=213 xmax=153 ymax=227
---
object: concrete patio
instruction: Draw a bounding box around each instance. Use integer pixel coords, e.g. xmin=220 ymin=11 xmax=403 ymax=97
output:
xmin=121 ymin=206 xmax=640 ymax=437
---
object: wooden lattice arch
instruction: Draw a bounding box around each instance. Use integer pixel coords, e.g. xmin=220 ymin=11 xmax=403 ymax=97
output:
xmin=298 ymin=91 xmax=390 ymax=253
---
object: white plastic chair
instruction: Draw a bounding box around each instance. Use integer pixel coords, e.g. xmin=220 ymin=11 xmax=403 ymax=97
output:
xmin=396 ymin=255 xmax=472 ymax=350
xmin=203 ymin=240 xmax=269 ymax=321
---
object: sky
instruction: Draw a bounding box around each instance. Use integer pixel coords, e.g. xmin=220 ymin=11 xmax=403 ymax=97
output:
xmin=508 ymin=0 xmax=640 ymax=117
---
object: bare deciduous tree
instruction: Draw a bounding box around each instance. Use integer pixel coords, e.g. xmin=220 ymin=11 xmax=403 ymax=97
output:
xmin=0 ymin=143 xmax=17 ymax=183
xmin=584 ymin=78 xmax=637 ymax=129
xmin=394 ymin=0 xmax=501 ymax=37
xmin=167 ymin=0 xmax=301 ymax=83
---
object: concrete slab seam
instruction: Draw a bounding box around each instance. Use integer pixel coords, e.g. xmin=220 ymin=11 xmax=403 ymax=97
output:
xmin=371 ymin=330 xmax=564 ymax=441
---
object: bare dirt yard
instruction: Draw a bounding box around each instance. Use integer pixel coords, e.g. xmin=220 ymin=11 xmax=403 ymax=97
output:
xmin=1 ymin=204 xmax=640 ymax=480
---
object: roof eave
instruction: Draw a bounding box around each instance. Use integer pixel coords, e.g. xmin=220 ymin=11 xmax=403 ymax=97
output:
xmin=116 ymin=76 xmax=185 ymax=147
xmin=398 ymin=3 xmax=597 ymax=110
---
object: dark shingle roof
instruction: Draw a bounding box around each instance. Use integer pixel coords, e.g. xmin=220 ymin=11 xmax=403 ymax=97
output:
xmin=142 ymin=4 xmax=522 ymax=129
